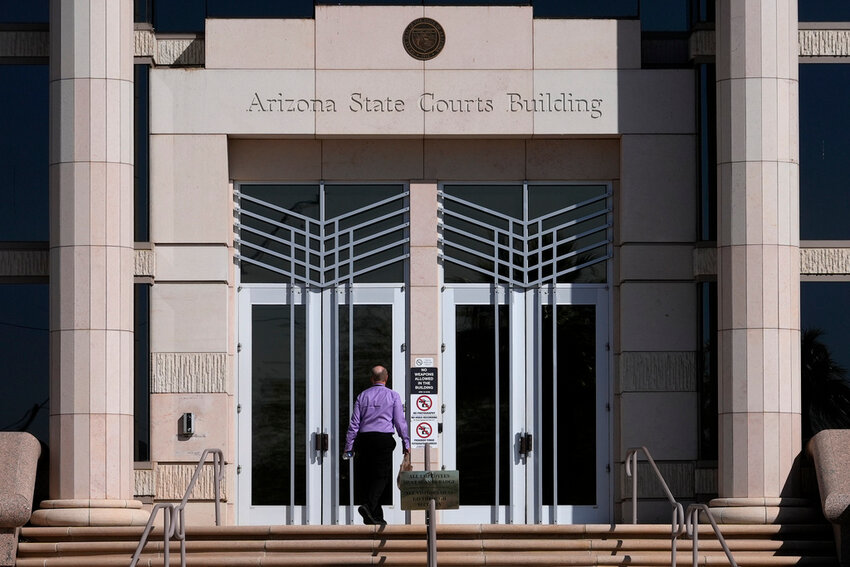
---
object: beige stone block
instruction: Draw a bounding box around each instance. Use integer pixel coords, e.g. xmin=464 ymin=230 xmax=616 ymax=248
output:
xmin=150 ymin=69 xmax=317 ymax=136
xmin=717 ymin=412 xmax=747 ymax=496
xmin=619 ymin=351 xmax=697 ymax=392
xmin=619 ymin=460 xmax=694 ymax=499
xmin=150 ymin=135 xmax=230 ymax=244
xmin=799 ymin=29 xmax=850 ymax=58
xmin=154 ymin=462 xmax=228 ymax=502
xmin=526 ymin=139 xmax=620 ymax=181
xmin=761 ymin=329 xmax=781 ymax=412
xmin=619 ymin=135 xmax=696 ymax=243
xmin=177 ymin=501 xmax=226 ymax=526
xmin=228 ymin=139 xmax=322 ymax=181
xmin=531 ymin=70 xmax=618 ymax=135
xmin=620 ymin=392 xmax=697 ymax=460
xmin=424 ymin=70 xmax=532 ymax=136
xmin=692 ymin=246 xmax=715 ymax=279
xmin=423 ymin=6 xmax=532 ymax=70
xmin=761 ymin=247 xmax=780 ymax=328
xmin=155 ymin=245 xmax=230 ymax=282
xmin=0 ymin=249 xmax=49 ymax=277
xmin=0 ymin=30 xmax=49 ymax=58
xmin=409 ymin=182 xmax=438 ymax=248
xmin=778 ymin=162 xmax=799 ymax=246
xmin=321 ymin=140 xmax=424 ymax=181
xmin=53 ymin=246 xmax=95 ymax=330
xmin=315 ymin=5 xmax=423 ymax=70
xmin=55 ymin=78 xmax=91 ymax=165
xmin=150 ymin=283 xmax=229 ymax=352
xmin=410 ymin=247 xmax=439 ymax=288
xmin=619 ymin=244 xmax=694 ymax=281
xmin=134 ymin=468 xmax=155 ymax=498
xmin=717 ymin=246 xmax=746 ymax=330
xmin=534 ymin=19 xmax=639 ymax=70
xmin=743 ymin=246 xmax=764 ymax=328
xmin=53 ymin=162 xmax=90 ymax=247
xmin=50 ymin=413 xmax=91 ymax=498
xmin=89 ymin=78 xmax=108 ymax=163
xmin=87 ymin=163 xmax=106 ymax=248
xmin=778 ymin=330 xmax=796 ymax=414
xmin=206 ymin=19 xmax=315 ymax=69
xmin=746 ymin=413 xmax=765 ymax=495
xmin=316 ymin=70 xmax=424 ymax=136
xmin=104 ymin=164 xmax=123 ymax=247
xmin=424 ymin=139 xmax=525 ymax=181
xmin=156 ymin=38 xmax=205 ymax=66
xmin=619 ymin=282 xmax=695 ymax=352
xmin=151 ymin=353 xmax=228 ymax=394
xmin=716 ymin=329 xmax=742 ymax=412
xmin=618 ymin=70 xmax=695 ymax=135
xmin=409 ymin=286 xmax=440 ymax=360
xmin=149 ymin=394 xmax=231 ymax=463
xmin=87 ymin=330 xmax=107 ymax=414
xmin=52 ymin=331 xmax=88 ymax=416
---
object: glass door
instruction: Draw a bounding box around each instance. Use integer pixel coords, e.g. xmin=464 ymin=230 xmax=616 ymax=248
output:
xmin=441 ymin=283 xmax=610 ymax=524
xmin=237 ymin=285 xmax=320 ymax=524
xmin=234 ymin=182 xmax=410 ymax=525
xmin=527 ymin=285 xmax=610 ymax=524
xmin=328 ymin=285 xmax=406 ymax=525
xmin=237 ymin=284 xmax=406 ymax=525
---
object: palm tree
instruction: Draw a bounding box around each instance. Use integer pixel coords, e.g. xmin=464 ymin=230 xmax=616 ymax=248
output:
xmin=801 ymin=328 xmax=850 ymax=441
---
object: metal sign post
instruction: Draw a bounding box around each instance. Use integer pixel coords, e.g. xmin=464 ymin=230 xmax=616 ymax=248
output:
xmin=425 ymin=443 xmax=437 ymax=567
xmin=407 ymin=366 xmax=441 ymax=567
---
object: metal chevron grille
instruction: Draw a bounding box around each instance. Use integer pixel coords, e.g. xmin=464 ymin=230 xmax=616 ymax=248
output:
xmin=235 ymin=184 xmax=409 ymax=286
xmin=440 ymin=184 xmax=611 ymax=287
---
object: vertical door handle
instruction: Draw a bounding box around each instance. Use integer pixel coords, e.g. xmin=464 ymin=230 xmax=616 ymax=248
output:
xmin=314 ymin=432 xmax=329 ymax=453
xmin=518 ymin=433 xmax=533 ymax=456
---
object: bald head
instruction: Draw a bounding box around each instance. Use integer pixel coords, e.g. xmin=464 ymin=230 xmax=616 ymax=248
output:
xmin=371 ymin=365 xmax=388 ymax=384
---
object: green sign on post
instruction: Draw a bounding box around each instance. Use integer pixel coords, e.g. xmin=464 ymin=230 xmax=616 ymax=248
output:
xmin=399 ymin=470 xmax=459 ymax=510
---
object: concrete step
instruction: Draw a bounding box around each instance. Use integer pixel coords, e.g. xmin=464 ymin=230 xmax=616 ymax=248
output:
xmin=16 ymin=523 xmax=839 ymax=567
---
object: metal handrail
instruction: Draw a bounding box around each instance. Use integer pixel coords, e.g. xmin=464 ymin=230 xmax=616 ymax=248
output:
xmin=685 ymin=504 xmax=739 ymax=567
xmin=625 ymin=446 xmax=685 ymax=534
xmin=129 ymin=448 xmax=225 ymax=567
xmin=625 ymin=446 xmax=737 ymax=567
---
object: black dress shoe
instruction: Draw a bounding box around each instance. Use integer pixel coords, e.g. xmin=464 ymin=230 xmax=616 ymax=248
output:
xmin=358 ymin=505 xmax=377 ymax=525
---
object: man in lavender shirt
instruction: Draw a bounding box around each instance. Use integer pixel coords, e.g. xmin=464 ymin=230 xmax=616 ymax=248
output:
xmin=344 ymin=365 xmax=410 ymax=525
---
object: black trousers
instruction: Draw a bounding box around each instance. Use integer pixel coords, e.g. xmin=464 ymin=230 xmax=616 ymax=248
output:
xmin=353 ymin=432 xmax=396 ymax=522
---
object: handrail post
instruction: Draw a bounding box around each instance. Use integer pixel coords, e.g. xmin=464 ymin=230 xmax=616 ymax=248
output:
xmin=162 ymin=506 xmax=171 ymax=567
xmin=129 ymin=448 xmax=225 ymax=567
xmin=631 ymin=451 xmax=637 ymax=524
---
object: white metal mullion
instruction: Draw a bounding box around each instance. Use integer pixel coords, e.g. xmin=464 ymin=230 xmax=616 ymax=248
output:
xmin=551 ymin=285 xmax=558 ymax=523
xmin=289 ymin=286 xmax=296 ymax=524
xmin=534 ymin=288 xmax=543 ymax=524
xmin=493 ymin=285 xmax=501 ymax=511
xmin=509 ymin=285 xmax=526 ymax=524
xmin=347 ymin=283 xmax=355 ymax=523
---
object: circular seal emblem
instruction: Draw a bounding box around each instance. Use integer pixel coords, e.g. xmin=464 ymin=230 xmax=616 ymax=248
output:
xmin=403 ymin=18 xmax=445 ymax=61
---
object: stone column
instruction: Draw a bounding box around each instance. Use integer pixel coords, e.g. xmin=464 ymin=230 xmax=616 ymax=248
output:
xmin=713 ymin=0 xmax=804 ymax=522
xmin=408 ymin=181 xmax=441 ymax=473
xmin=31 ymin=0 xmax=147 ymax=526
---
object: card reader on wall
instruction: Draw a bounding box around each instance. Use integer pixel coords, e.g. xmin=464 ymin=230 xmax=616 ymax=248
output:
xmin=179 ymin=412 xmax=195 ymax=436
